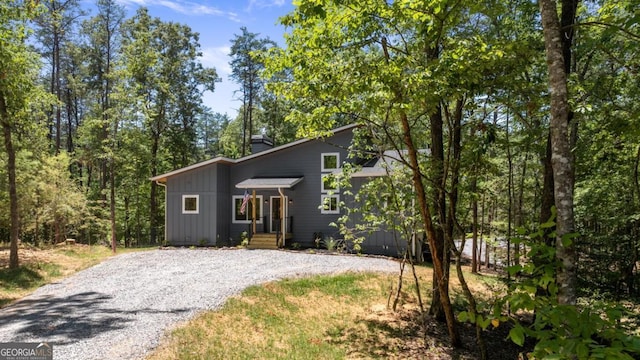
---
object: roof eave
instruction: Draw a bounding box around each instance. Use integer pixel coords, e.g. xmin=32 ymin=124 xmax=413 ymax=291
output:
xmin=149 ymin=156 xmax=236 ymax=183
xmin=235 ymin=177 xmax=304 ymax=189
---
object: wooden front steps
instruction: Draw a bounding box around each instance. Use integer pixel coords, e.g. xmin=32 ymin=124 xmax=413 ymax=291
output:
xmin=248 ymin=233 xmax=279 ymax=249
xmin=248 ymin=233 xmax=293 ymax=250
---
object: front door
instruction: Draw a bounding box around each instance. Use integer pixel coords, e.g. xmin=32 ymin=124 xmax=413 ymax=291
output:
xmin=270 ymin=196 xmax=288 ymax=233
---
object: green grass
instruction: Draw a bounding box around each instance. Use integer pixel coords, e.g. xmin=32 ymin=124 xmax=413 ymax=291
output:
xmin=0 ymin=263 xmax=63 ymax=307
xmin=148 ymin=272 xmax=391 ymax=360
xmin=0 ymin=264 xmax=47 ymax=290
xmin=146 ymin=262 xmax=519 ymax=360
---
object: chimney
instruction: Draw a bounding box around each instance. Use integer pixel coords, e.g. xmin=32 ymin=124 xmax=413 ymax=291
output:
xmin=251 ymin=134 xmax=274 ymax=154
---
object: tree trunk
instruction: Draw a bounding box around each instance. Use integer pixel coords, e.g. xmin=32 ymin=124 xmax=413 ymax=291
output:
xmin=35 ymin=194 xmax=40 ymax=247
xmin=479 ymin=192 xmax=485 ymax=269
xmin=381 ymin=34 xmax=459 ymax=345
xmin=54 ymin=28 xmax=62 ymax=153
xmin=471 ymin=174 xmax=478 ymax=273
xmin=429 ymin=103 xmax=449 ymax=320
xmin=241 ymin=92 xmax=248 ymax=157
xmin=634 ymin=145 xmax=640 ymax=207
xmin=66 ymin=88 xmax=74 ymax=153
xmin=0 ymin=93 xmax=20 ymax=269
xmin=486 ymin=198 xmax=493 ymax=267
xmin=515 ymin=151 xmax=530 ymax=265
xmin=399 ymin=110 xmax=460 ymax=346
xmin=110 ymin=158 xmax=117 ymax=253
xmin=248 ymin=77 xmax=254 ymax=145
xmin=444 ymin=97 xmax=463 ymax=280
xmin=506 ymin=112 xmax=513 ymax=274
xmin=539 ymin=0 xmax=577 ymax=305
xmin=124 ymin=196 xmax=130 ymax=247
xmin=539 ymin=135 xmax=555 ymax=232
xmin=150 ymin=130 xmax=160 ymax=244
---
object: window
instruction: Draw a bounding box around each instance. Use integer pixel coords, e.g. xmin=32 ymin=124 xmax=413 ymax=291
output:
xmin=321 ymin=152 xmax=340 ymax=172
xmin=182 ymin=195 xmax=199 ymax=214
xmin=321 ymin=174 xmax=339 ymax=193
xmin=232 ymin=195 xmax=263 ymax=223
xmin=321 ymin=195 xmax=340 ymax=214
xmin=321 ymin=153 xmax=340 ymax=212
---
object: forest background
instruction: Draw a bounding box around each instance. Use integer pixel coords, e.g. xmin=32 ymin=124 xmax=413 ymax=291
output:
xmin=1 ymin=0 xmax=639 ymax=356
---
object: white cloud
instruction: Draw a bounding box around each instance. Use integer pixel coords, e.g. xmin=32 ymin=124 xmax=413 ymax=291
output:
xmin=157 ymin=0 xmax=187 ymax=13
xmin=247 ymin=0 xmax=287 ymax=11
xmin=116 ymin=0 xmax=150 ymax=6
xmin=200 ymin=46 xmax=232 ymax=77
xmin=116 ymin=0 xmax=240 ymax=21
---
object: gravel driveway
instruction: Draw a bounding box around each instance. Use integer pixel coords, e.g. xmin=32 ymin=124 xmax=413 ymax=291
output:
xmin=0 ymin=248 xmax=397 ymax=359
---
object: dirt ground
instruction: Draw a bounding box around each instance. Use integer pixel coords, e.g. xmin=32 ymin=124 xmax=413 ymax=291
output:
xmin=346 ymin=274 xmax=531 ymax=359
xmin=0 ymin=243 xmax=98 ymax=275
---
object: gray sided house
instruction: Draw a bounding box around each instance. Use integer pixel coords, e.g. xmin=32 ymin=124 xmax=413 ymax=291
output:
xmin=150 ymin=124 xmax=409 ymax=257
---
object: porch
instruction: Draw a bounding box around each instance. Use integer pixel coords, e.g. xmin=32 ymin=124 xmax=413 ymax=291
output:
xmin=244 ymin=215 xmax=294 ymax=249
xmin=236 ymin=177 xmax=302 ymax=250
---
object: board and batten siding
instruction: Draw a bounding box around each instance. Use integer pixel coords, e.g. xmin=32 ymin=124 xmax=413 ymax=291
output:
xmin=166 ymin=163 xmax=225 ymax=246
xmin=215 ymin=164 xmax=231 ymax=245
xmin=346 ymin=177 xmax=409 ymax=257
xmin=229 ymin=130 xmax=354 ymax=247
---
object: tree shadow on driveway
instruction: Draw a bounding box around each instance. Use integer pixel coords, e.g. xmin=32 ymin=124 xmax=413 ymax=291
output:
xmin=0 ymin=291 xmax=189 ymax=345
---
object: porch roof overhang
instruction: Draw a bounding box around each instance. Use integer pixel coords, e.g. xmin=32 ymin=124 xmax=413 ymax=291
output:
xmin=235 ymin=177 xmax=304 ymax=189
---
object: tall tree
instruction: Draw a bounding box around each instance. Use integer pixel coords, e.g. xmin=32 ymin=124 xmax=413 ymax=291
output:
xmin=229 ymin=27 xmax=275 ymax=157
xmin=0 ymin=0 xmax=44 ymax=268
xmin=539 ymin=0 xmax=577 ymax=304
xmin=195 ymin=109 xmax=229 ymax=159
xmin=80 ymin=0 xmax=125 ymax=253
xmin=265 ymin=0 xmax=514 ymax=348
xmin=121 ymin=8 xmax=218 ymax=243
xmin=34 ymin=0 xmax=83 ymax=153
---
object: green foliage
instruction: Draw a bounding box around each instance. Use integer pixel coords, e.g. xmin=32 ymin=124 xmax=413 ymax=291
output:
xmin=239 ymin=231 xmax=249 ymax=248
xmin=217 ymin=114 xmax=244 ymax=158
xmin=36 ymin=153 xmax=92 ymax=242
xmin=497 ymin=222 xmax=640 ymax=358
xmin=334 ymin=156 xmax=418 ymax=258
xmin=322 ymin=236 xmax=344 ymax=252
xmin=195 ymin=110 xmax=230 ymax=159
xmin=527 ymin=303 xmax=640 ymax=359
xmin=229 ymin=27 xmax=277 ymax=156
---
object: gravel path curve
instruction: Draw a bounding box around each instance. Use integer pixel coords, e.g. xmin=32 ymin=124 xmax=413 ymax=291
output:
xmin=0 ymin=248 xmax=397 ymax=359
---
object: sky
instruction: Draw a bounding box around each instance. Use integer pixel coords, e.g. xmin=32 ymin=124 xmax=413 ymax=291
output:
xmin=105 ymin=0 xmax=296 ymax=118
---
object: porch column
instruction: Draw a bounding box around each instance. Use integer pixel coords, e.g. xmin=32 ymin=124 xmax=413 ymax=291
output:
xmin=278 ymin=187 xmax=285 ymax=247
xmin=252 ymin=189 xmax=257 ymax=235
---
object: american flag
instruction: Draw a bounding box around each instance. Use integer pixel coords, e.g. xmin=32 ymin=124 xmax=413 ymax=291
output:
xmin=240 ymin=190 xmax=250 ymax=215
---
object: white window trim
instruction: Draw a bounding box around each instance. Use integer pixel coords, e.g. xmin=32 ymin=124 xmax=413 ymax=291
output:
xmin=321 ymin=174 xmax=340 ymax=193
xmin=182 ymin=195 xmax=199 ymax=214
xmin=320 ymin=194 xmax=340 ymax=214
xmin=321 ymin=152 xmax=340 ymax=172
xmin=232 ymin=195 xmax=264 ymax=224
